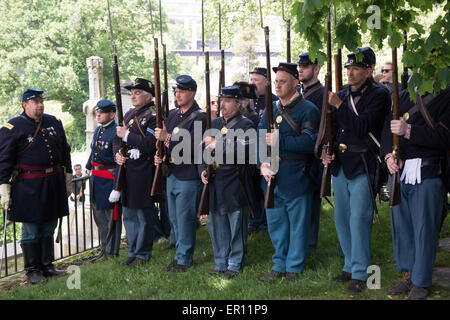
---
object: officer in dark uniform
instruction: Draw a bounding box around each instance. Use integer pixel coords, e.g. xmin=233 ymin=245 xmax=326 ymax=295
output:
xmin=85 ymin=99 xmax=121 ymax=262
xmin=155 ymin=75 xmax=206 ymax=273
xmin=0 ymin=88 xmax=71 ymax=284
xmin=381 ymin=85 xmax=450 ymax=300
xmin=258 ymin=63 xmax=321 ymax=282
xmin=112 ymin=78 xmax=157 ymax=267
xmin=297 ymin=52 xmax=325 ymax=253
xmin=322 ymin=48 xmax=391 ymax=294
xmin=249 ymin=67 xmax=279 ymax=117
xmin=200 ymin=85 xmax=256 ymax=279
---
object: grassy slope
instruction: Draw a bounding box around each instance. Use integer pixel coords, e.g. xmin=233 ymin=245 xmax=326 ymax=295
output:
xmin=0 ymin=201 xmax=449 ymax=300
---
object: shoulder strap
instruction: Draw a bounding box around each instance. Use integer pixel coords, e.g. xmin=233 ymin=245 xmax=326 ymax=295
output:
xmin=302 ymin=82 xmax=323 ymax=100
xmin=417 ymin=93 xmax=436 ymax=129
xmin=176 ymin=110 xmax=203 ymax=131
xmin=276 ymin=100 xmax=314 ymax=136
xmin=17 ymin=118 xmax=42 ymax=156
xmin=349 ymin=95 xmax=380 ymax=148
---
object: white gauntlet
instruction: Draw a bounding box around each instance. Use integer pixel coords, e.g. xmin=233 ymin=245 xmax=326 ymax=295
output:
xmin=109 ymin=190 xmax=121 ymax=203
xmin=128 ymin=148 xmax=141 ymax=160
xmin=0 ymin=184 xmax=11 ymax=211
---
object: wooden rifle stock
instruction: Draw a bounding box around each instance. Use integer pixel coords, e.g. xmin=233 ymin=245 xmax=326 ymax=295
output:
xmin=334 ymin=49 xmax=343 ymax=92
xmin=262 ymin=26 xmax=275 ymax=209
xmin=389 ymin=47 xmax=401 ymax=207
xmin=197 ymin=51 xmax=212 ymax=217
xmin=151 ymin=38 xmax=164 ymax=196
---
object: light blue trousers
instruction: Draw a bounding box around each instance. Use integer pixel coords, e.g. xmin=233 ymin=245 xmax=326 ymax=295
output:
xmin=390 ymin=178 xmax=446 ymax=287
xmin=266 ymin=188 xmax=313 ymax=273
xmin=333 ymin=168 xmax=374 ymax=281
xmin=166 ymin=174 xmax=202 ymax=267
xmin=208 ymin=207 xmax=249 ymax=272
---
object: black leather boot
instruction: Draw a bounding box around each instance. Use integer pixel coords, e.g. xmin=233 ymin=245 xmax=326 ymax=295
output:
xmin=41 ymin=237 xmax=66 ymax=277
xmin=21 ymin=242 xmax=46 ymax=284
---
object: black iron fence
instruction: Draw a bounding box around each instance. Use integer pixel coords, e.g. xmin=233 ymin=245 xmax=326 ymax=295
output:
xmin=0 ymin=175 xmax=102 ymax=279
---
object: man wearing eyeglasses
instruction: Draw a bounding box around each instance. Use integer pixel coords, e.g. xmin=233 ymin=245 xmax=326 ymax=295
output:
xmin=380 ymin=62 xmax=401 ymax=95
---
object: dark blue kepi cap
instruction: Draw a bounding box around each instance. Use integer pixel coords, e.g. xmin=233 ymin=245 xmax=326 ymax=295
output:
xmin=273 ymin=62 xmax=299 ymax=79
xmin=233 ymin=81 xmax=257 ymax=99
xmin=173 ymin=75 xmax=197 ymax=92
xmin=22 ymin=88 xmax=44 ymax=102
xmin=345 ymin=47 xmax=376 ymax=69
xmin=249 ymin=67 xmax=267 ymax=78
xmin=297 ymin=52 xmax=317 ymax=66
xmin=219 ymin=85 xmax=243 ymax=99
xmin=95 ymin=99 xmax=116 ymax=113
xmin=124 ymin=78 xmax=155 ymax=95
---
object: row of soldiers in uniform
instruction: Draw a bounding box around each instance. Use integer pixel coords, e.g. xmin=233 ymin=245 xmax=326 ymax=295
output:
xmin=0 ymin=47 xmax=448 ymax=300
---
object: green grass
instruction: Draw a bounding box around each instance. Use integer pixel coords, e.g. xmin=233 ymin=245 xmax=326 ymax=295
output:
xmin=0 ymin=201 xmax=449 ymax=300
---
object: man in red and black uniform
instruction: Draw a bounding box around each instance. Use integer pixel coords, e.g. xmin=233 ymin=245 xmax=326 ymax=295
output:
xmin=0 ymin=88 xmax=71 ymax=284
xmin=86 ymin=99 xmax=121 ymax=262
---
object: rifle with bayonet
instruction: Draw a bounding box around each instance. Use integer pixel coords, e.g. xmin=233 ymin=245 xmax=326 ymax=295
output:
xmin=150 ymin=38 xmax=164 ymax=195
xmin=333 ymin=7 xmax=343 ymax=92
xmin=197 ymin=0 xmax=212 ymax=216
xmin=389 ymin=45 xmax=401 ymax=207
xmin=217 ymin=4 xmax=225 ymax=118
xmin=281 ymin=0 xmax=291 ymax=62
xmin=107 ymin=0 xmax=126 ymax=193
xmin=259 ymin=0 xmax=275 ymax=209
xmin=401 ymin=31 xmax=409 ymax=91
xmin=159 ymin=0 xmax=169 ymax=117
xmin=314 ymin=10 xmax=333 ymax=198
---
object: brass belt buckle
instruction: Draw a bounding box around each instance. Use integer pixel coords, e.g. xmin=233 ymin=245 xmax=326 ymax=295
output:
xmin=45 ymin=167 xmax=53 ymax=174
xmin=338 ymin=143 xmax=347 ymax=152
xmin=213 ymin=162 xmax=219 ymax=169
xmin=169 ymin=157 xmax=174 ymax=164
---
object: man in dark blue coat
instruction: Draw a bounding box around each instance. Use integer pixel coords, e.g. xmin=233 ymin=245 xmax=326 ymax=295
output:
xmin=249 ymin=67 xmax=279 ymax=118
xmin=86 ymin=99 xmax=121 ymax=262
xmin=112 ymin=78 xmax=157 ymax=267
xmin=155 ymin=75 xmax=206 ymax=273
xmin=0 ymin=88 xmax=71 ymax=284
xmin=258 ymin=63 xmax=321 ymax=282
xmin=200 ymin=85 xmax=256 ymax=279
xmin=322 ymin=48 xmax=391 ymax=294
xmin=381 ymin=86 xmax=450 ymax=300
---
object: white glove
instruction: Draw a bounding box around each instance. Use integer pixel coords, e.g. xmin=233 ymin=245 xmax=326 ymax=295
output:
xmin=401 ymin=158 xmax=421 ymax=185
xmin=128 ymin=148 xmax=141 ymax=160
xmin=65 ymin=173 xmax=73 ymax=196
xmin=0 ymin=184 xmax=11 ymax=211
xmin=109 ymin=190 xmax=121 ymax=203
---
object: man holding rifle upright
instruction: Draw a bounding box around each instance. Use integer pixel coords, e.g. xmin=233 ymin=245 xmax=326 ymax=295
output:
xmin=381 ymin=77 xmax=450 ymax=299
xmin=154 ymin=75 xmax=206 ymax=273
xmin=322 ymin=48 xmax=390 ymax=294
xmin=113 ymin=78 xmax=158 ymax=268
xmin=258 ymin=62 xmax=320 ymax=282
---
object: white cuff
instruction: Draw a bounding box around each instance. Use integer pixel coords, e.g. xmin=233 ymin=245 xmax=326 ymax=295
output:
xmin=122 ymin=129 xmax=130 ymax=142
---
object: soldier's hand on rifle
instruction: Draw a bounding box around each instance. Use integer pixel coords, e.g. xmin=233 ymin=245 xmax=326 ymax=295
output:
xmin=154 ymin=154 xmax=165 ymax=165
xmin=266 ymin=124 xmax=279 ymax=147
xmin=116 ymin=121 xmax=129 ymax=139
xmin=115 ymin=152 xmax=128 ymax=166
xmin=390 ymin=118 xmax=408 ymax=136
xmin=201 ymin=170 xmax=208 ymax=185
xmin=321 ymin=152 xmax=335 ymax=165
xmin=385 ymin=153 xmax=403 ymax=175
xmin=155 ymin=123 xmax=168 ymax=142
xmin=260 ymin=163 xmax=276 ymax=183
xmin=204 ymin=136 xmax=217 ymax=149
xmin=328 ymin=92 xmax=342 ymax=109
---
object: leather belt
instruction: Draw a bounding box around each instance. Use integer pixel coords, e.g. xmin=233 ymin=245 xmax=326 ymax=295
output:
xmin=338 ymin=144 xmax=368 ymax=153
xmin=93 ymin=164 xmax=116 ymax=171
xmin=213 ymin=163 xmax=240 ymax=169
xmin=19 ymin=165 xmax=61 ymax=175
xmin=420 ymin=157 xmax=441 ymax=167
